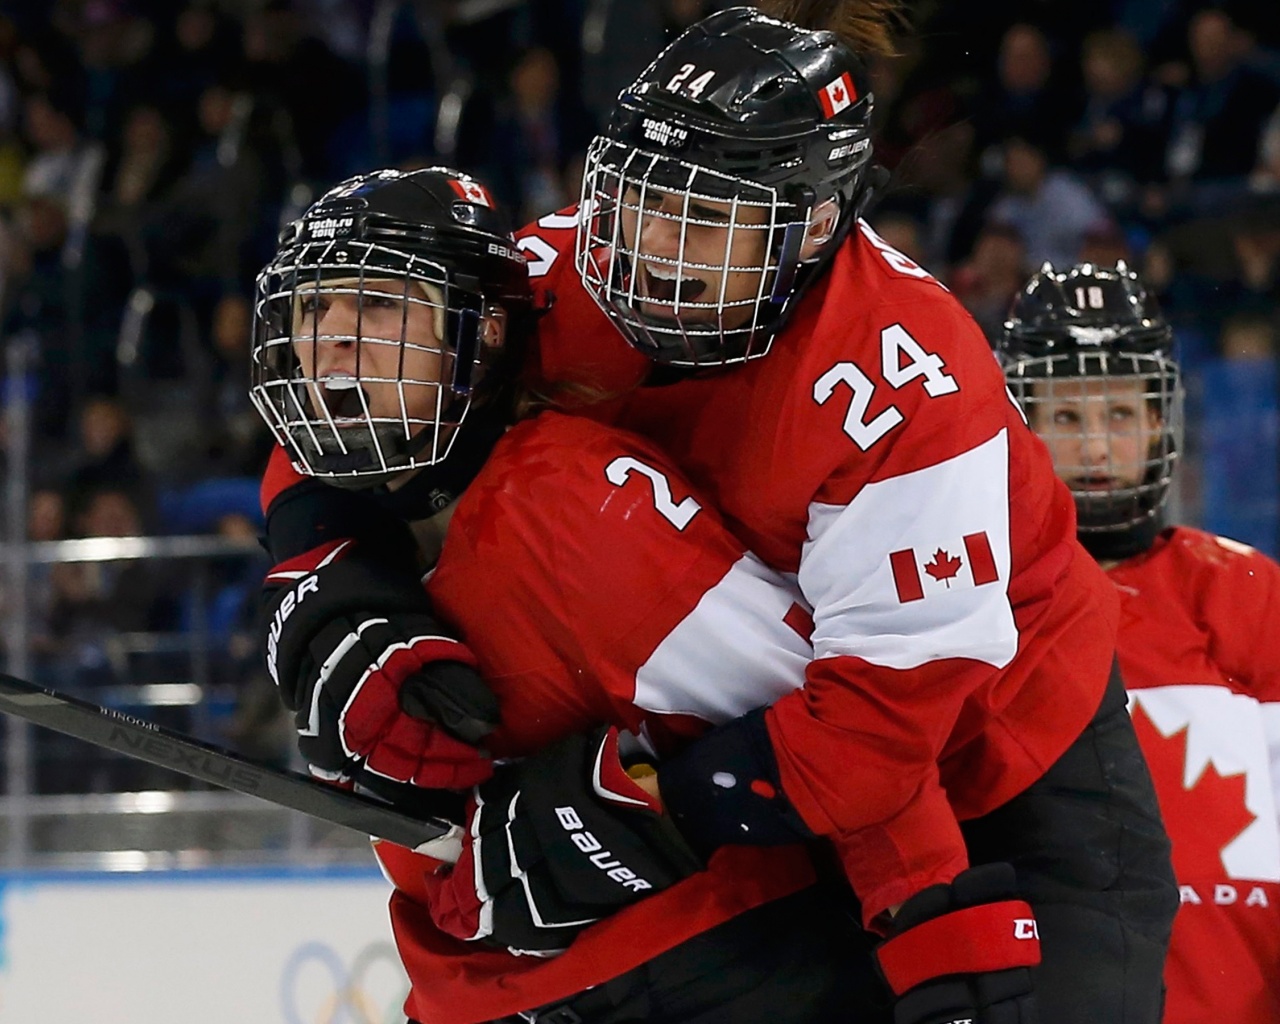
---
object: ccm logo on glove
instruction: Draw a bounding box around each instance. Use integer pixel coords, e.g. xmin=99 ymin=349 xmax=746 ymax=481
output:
xmin=874 ymin=863 xmax=1041 ymax=1024
xmin=555 ymin=806 xmax=654 ymax=892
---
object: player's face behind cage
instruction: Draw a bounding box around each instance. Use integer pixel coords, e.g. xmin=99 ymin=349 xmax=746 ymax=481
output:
xmin=252 ymin=244 xmax=484 ymax=488
xmin=1015 ymin=355 xmax=1182 ymax=532
xmin=575 ymin=8 xmax=875 ymax=370
xmin=579 ymin=141 xmax=794 ymax=367
xmin=250 ymin=165 xmax=530 ymax=490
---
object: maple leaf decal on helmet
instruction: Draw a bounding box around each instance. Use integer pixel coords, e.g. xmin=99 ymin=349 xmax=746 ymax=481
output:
xmin=924 ymin=548 xmax=963 ymax=587
xmin=1130 ymin=702 xmax=1256 ymax=878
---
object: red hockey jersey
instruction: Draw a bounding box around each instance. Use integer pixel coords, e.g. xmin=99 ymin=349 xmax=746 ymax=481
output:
xmin=1109 ymin=527 xmax=1280 ymax=1024
xmin=371 ymin=411 xmax=821 ymax=1024
xmin=518 ymin=209 xmax=1120 ymax=921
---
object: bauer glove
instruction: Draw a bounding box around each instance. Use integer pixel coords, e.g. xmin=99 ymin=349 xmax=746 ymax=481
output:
xmin=261 ymin=536 xmax=500 ymax=798
xmin=424 ymin=725 xmax=704 ymax=955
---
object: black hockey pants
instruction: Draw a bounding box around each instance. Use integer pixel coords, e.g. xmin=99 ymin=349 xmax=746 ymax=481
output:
xmin=480 ymin=662 xmax=1177 ymax=1024
xmin=961 ymin=660 xmax=1178 ymax=1023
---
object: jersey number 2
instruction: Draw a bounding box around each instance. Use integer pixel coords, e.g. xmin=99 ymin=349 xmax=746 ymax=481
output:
xmin=813 ymin=324 xmax=959 ymax=451
xmin=605 ymin=457 xmax=702 ymax=530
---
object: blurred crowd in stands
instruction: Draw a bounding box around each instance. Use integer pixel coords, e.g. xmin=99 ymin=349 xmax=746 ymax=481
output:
xmin=0 ymin=0 xmax=1277 ymax=791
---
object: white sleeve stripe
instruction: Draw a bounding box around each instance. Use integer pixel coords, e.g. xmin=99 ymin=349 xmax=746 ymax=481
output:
xmin=634 ymin=553 xmax=811 ymax=724
xmin=800 ymin=430 xmax=1017 ymax=671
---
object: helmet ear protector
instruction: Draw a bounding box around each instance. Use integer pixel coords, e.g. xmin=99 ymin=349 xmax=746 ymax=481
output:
xmin=250 ymin=167 xmax=530 ymax=489
xmin=999 ymin=262 xmax=1183 ymax=534
xmin=576 ymin=8 xmax=877 ymax=368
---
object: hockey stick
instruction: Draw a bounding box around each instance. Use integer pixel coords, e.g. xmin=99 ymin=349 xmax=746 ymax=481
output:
xmin=0 ymin=672 xmax=463 ymax=860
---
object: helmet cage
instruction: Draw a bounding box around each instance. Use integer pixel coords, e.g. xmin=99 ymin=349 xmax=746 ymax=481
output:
xmin=1005 ymin=348 xmax=1183 ymax=533
xmin=250 ymin=238 xmax=488 ymax=488
xmin=577 ymin=135 xmax=818 ymax=367
xmin=575 ymin=7 xmax=875 ymax=368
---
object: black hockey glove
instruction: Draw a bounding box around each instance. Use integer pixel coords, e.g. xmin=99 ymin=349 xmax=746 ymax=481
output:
xmin=874 ymin=863 xmax=1041 ymax=1024
xmin=422 ymin=725 xmax=704 ymax=955
xmin=262 ymin=537 xmax=501 ymax=797
xmin=654 ymin=706 xmax=817 ymax=856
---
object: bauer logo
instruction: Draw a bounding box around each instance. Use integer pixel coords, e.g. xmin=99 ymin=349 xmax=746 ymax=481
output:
xmin=266 ymin=574 xmax=321 ymax=686
xmin=307 ymin=216 xmax=356 ymax=241
xmin=486 ymin=240 xmax=526 ymax=264
xmin=555 ymin=805 xmax=654 ymax=892
xmin=828 ymin=139 xmax=869 ymax=162
xmin=1066 ymin=325 xmax=1121 ymax=345
xmin=641 ymin=118 xmax=688 ymax=149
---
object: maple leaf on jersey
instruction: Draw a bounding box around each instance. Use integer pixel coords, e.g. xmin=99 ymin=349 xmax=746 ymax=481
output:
xmin=924 ymin=548 xmax=963 ymax=587
xmin=1130 ymin=702 xmax=1256 ymax=878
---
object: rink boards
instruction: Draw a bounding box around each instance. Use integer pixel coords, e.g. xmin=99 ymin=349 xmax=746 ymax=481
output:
xmin=0 ymin=864 xmax=409 ymax=1023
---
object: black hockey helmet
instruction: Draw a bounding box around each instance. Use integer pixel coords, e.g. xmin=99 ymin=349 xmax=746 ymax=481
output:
xmin=999 ymin=262 xmax=1181 ymax=536
xmin=577 ymin=7 xmax=877 ymax=367
xmin=250 ymin=167 xmax=531 ymax=489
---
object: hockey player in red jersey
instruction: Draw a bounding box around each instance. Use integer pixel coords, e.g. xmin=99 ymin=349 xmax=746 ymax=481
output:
xmin=251 ymin=166 xmax=894 ymax=1024
xmin=1001 ymin=262 xmax=1280 ymax=1024
xmin=443 ymin=6 xmax=1178 ymax=1023
xmin=254 ymin=8 xmax=1177 ymax=1024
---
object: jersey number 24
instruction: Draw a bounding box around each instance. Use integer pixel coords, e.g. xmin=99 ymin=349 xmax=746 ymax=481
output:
xmin=813 ymin=323 xmax=958 ymax=451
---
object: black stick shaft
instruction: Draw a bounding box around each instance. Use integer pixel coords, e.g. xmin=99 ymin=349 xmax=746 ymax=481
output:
xmin=0 ymin=672 xmax=459 ymax=855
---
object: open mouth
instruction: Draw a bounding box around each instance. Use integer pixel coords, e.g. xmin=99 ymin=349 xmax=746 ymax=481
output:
xmin=317 ymin=374 xmax=368 ymax=421
xmin=639 ymin=262 xmax=707 ymax=305
xmin=1071 ymin=474 xmax=1118 ymax=491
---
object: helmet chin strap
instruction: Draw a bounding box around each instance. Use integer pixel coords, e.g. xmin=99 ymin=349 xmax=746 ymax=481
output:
xmin=370 ymin=401 xmax=508 ymax=521
xmin=853 ymin=164 xmax=890 ymax=221
xmin=1077 ymin=510 xmax=1164 ymax=562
